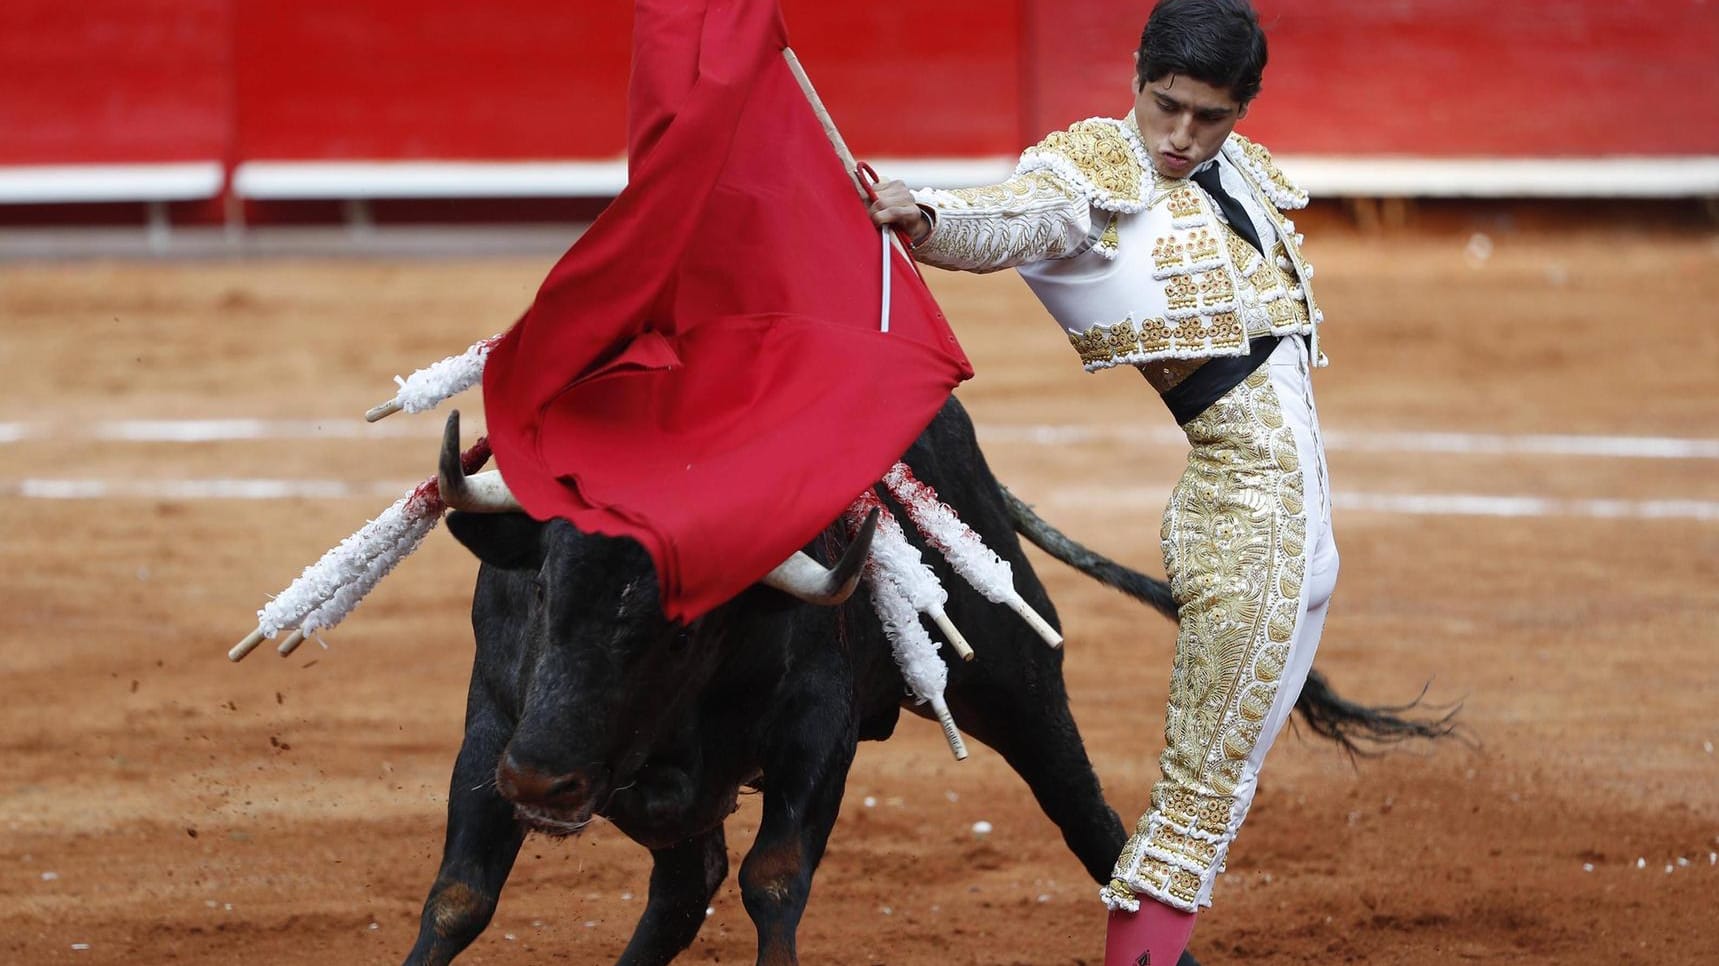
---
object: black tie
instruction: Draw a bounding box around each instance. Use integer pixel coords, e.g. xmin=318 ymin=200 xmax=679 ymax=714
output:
xmin=1157 ymin=162 xmax=1282 ymax=425
xmin=1191 ymin=164 xmax=1264 ymax=257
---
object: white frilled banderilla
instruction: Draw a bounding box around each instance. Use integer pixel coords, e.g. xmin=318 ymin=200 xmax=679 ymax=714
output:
xmin=363 ymin=333 xmax=502 ymax=423
xmin=845 ymin=489 xmax=969 ymax=760
xmin=843 ymin=471 xmax=1062 ymax=761
xmin=229 ymin=410 xmax=874 ymax=662
xmin=231 ymin=339 xmax=504 ymax=661
xmin=231 ymin=331 xmax=1060 ymax=763
xmin=227 ymin=436 xmax=494 ymax=662
xmin=881 ymin=463 xmax=1063 ymax=648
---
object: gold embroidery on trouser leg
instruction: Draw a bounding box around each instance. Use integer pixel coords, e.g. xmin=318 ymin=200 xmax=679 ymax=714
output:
xmin=1105 ymin=367 xmax=1307 ymax=913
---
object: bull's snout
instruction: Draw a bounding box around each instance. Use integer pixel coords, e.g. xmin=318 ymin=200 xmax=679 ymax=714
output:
xmin=495 ymin=751 xmax=599 ymax=809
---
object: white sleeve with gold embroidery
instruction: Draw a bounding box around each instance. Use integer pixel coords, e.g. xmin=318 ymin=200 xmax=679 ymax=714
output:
xmin=910 ymin=171 xmax=1093 ymax=274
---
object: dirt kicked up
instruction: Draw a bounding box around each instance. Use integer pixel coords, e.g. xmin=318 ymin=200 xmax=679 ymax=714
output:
xmin=2 ymin=227 xmax=1716 ymax=964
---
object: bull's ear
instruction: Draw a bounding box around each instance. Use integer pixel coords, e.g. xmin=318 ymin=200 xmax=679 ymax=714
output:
xmin=444 ymin=511 xmax=546 ymax=571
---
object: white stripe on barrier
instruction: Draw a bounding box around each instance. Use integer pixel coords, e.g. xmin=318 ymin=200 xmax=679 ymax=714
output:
xmin=230 ymin=157 xmax=1022 ymax=201
xmin=0 ymin=162 xmax=226 ymax=204
xmin=222 ymin=156 xmax=1719 ymax=200
xmin=3 ymin=418 xmax=1716 ymax=460
xmin=2 ymin=156 xmax=1712 ymax=209
xmin=1274 ymin=154 xmax=1719 ymax=199
xmin=234 ymin=161 xmax=631 ymax=200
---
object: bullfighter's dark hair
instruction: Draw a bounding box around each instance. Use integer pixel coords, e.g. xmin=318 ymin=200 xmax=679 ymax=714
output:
xmin=1136 ymin=0 xmax=1269 ymax=105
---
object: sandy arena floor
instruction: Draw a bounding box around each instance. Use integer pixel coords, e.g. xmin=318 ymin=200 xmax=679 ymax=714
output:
xmin=2 ymin=225 xmax=1716 ymax=964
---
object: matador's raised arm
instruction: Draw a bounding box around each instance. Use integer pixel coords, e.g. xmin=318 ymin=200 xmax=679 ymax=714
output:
xmin=910 ymin=171 xmax=1096 ymax=274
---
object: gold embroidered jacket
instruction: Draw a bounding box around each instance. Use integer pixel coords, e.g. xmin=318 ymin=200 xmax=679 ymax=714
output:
xmin=912 ymin=115 xmax=1325 ymax=372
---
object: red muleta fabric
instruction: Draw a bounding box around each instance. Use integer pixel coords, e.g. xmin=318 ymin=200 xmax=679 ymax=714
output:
xmin=481 ymin=0 xmax=972 ymax=622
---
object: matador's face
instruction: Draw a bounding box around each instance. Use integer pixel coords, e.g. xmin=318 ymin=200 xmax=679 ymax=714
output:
xmin=1131 ymin=72 xmax=1247 ymax=180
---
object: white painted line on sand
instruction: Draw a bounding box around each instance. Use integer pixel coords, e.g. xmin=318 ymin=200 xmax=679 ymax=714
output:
xmin=977 ymin=423 xmax=1719 ymax=460
xmin=1331 ymin=492 xmax=1719 ymax=521
xmin=6 ymin=478 xmax=414 ymax=501
xmin=3 ymin=418 xmax=1716 ymax=460
xmin=0 ymin=419 xmax=444 ymax=444
xmin=1041 ymin=485 xmax=1719 ymax=522
xmin=1324 ymin=429 xmax=1719 ymax=460
xmin=4 ymin=477 xmax=1716 ymax=521
xmin=91 ymin=419 xmax=441 ymax=442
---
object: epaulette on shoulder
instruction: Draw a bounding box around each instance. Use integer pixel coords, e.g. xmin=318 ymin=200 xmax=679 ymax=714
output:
xmin=1222 ymin=133 xmax=1308 ymax=210
xmin=1016 ymin=117 xmax=1156 ymax=214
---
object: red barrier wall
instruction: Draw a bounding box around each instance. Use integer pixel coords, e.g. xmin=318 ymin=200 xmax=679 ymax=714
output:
xmin=0 ymin=0 xmax=229 ymax=165
xmin=778 ymin=0 xmax=1024 ymax=158
xmin=1028 ymin=0 xmax=1719 ymax=156
xmin=228 ymin=0 xmax=1019 ymax=162
xmin=232 ymin=0 xmax=631 ymax=161
xmin=1 ymin=1 xmax=1715 ymax=172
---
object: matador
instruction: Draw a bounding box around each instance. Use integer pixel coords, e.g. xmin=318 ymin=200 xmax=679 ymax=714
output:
xmin=869 ymin=1 xmax=1340 ymax=962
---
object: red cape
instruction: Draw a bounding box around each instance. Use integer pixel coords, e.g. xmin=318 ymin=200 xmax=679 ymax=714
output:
xmin=481 ymin=0 xmax=972 ymax=621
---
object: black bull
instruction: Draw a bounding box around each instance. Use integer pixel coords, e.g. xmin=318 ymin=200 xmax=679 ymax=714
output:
xmin=405 ymin=398 xmax=1448 ymax=966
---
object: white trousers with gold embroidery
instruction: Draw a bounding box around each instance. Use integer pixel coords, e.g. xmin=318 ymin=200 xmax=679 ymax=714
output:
xmin=1103 ymin=335 xmax=1339 ymax=914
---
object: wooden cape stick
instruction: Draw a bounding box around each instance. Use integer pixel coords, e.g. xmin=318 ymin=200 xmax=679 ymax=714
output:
xmin=782 ymin=48 xmax=860 ymax=185
xmin=789 ymin=48 xmax=967 ymax=760
xmin=368 ymin=51 xmax=894 ymax=428
xmin=782 ymin=46 xmax=912 ymax=263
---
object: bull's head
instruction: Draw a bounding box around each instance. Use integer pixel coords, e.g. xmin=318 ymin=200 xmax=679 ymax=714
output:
xmin=435 ymin=413 xmax=875 ymax=833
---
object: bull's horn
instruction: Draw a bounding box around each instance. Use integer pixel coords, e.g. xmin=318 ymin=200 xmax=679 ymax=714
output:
xmin=761 ymin=507 xmax=879 ymax=606
xmin=439 ymin=411 xmax=522 ymax=513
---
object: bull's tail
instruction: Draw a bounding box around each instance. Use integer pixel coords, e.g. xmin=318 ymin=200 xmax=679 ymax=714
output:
xmin=999 ymin=485 xmax=1178 ymax=621
xmin=1290 ymin=671 xmax=1463 ymax=758
xmin=1000 ymin=484 xmax=1461 ymax=753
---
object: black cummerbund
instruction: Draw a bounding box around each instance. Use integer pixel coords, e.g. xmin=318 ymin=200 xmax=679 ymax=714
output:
xmin=1158 ymin=336 xmax=1283 ymax=426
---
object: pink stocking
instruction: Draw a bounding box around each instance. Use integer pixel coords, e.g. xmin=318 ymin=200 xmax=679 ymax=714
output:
xmin=1104 ymin=900 xmax=1196 ymax=966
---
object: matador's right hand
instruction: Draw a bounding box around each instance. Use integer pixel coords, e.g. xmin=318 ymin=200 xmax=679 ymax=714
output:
xmin=867 ymin=179 xmax=933 ymax=246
